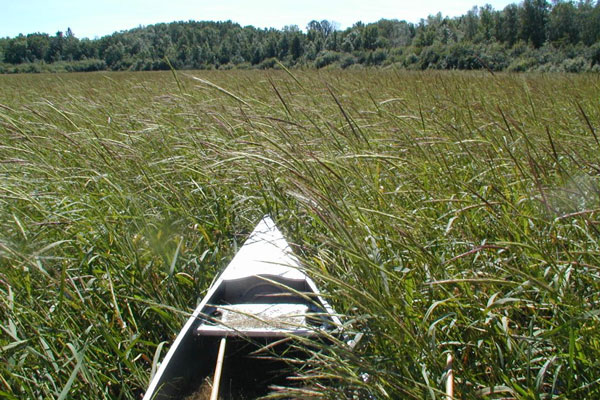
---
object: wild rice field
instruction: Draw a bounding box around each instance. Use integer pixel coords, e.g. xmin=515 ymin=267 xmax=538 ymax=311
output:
xmin=1 ymin=69 xmax=599 ymax=399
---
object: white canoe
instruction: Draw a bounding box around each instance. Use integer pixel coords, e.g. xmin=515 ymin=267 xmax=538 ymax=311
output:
xmin=143 ymin=216 xmax=341 ymax=399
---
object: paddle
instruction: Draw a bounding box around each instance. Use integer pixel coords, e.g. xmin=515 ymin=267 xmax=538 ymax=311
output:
xmin=210 ymin=338 xmax=227 ymax=400
xmin=445 ymin=353 xmax=454 ymax=400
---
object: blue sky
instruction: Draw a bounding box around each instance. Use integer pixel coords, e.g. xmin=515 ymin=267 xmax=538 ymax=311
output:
xmin=1 ymin=0 xmax=517 ymax=39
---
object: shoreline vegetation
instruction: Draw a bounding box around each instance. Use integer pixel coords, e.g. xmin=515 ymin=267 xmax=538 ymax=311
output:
xmin=1 ymin=0 xmax=600 ymax=74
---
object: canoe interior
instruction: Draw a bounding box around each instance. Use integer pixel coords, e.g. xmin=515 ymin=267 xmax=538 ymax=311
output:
xmin=152 ymin=335 xmax=303 ymax=399
xmin=150 ymin=329 xmax=317 ymax=400
xmin=212 ymin=275 xmax=314 ymax=305
xmin=148 ymin=276 xmax=335 ymax=400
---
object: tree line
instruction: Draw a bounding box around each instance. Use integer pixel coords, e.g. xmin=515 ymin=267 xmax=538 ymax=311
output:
xmin=1 ymin=0 xmax=599 ymax=73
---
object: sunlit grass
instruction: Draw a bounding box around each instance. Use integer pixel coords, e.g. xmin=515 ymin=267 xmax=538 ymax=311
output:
xmin=1 ymin=69 xmax=599 ymax=399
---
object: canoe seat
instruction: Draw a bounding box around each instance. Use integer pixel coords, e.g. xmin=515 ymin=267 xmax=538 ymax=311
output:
xmin=196 ymin=303 xmax=312 ymax=337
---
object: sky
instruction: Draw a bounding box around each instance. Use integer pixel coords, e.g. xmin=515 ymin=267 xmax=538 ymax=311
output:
xmin=1 ymin=0 xmax=518 ymax=39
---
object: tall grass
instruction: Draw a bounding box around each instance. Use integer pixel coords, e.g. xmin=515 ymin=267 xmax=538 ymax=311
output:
xmin=1 ymin=69 xmax=599 ymax=399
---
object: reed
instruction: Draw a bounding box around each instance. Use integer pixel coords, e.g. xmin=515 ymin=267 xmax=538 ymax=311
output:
xmin=0 ymin=69 xmax=599 ymax=399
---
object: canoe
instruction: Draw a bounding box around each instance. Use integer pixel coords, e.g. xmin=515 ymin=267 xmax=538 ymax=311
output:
xmin=143 ymin=216 xmax=341 ymax=400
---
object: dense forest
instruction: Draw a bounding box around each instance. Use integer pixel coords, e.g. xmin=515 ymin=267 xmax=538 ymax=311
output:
xmin=1 ymin=0 xmax=600 ymax=73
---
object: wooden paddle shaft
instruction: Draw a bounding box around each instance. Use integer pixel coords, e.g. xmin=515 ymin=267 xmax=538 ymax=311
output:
xmin=445 ymin=353 xmax=454 ymax=400
xmin=210 ymin=338 xmax=227 ymax=400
